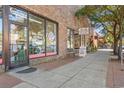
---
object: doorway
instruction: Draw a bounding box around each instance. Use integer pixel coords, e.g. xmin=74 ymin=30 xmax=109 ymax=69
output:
xmin=9 ymin=23 xmax=29 ymax=68
xmin=9 ymin=7 xmax=29 ymax=68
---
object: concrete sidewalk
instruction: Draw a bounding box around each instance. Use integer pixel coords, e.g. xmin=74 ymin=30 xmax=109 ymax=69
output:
xmin=7 ymin=51 xmax=109 ymax=88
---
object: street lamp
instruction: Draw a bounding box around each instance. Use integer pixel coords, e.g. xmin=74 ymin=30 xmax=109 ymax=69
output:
xmin=78 ymin=27 xmax=89 ymax=57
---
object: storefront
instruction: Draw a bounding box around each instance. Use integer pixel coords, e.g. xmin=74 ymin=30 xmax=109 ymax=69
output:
xmin=0 ymin=6 xmax=58 ymax=71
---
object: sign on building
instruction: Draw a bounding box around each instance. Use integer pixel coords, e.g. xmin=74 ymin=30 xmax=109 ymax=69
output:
xmin=79 ymin=28 xmax=89 ymax=35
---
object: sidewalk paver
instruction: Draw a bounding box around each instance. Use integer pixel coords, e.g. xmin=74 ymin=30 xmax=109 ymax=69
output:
xmin=13 ymin=82 xmax=36 ymax=88
xmin=62 ymin=77 xmax=105 ymax=88
xmin=6 ymin=51 xmax=109 ymax=88
xmin=9 ymin=69 xmax=70 ymax=88
xmin=0 ymin=74 xmax=23 ymax=88
xmin=107 ymin=58 xmax=124 ymax=88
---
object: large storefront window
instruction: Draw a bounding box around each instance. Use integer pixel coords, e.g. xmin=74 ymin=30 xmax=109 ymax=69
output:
xmin=9 ymin=7 xmax=27 ymax=24
xmin=46 ymin=21 xmax=57 ymax=56
xmin=29 ymin=14 xmax=45 ymax=59
xmin=67 ymin=28 xmax=74 ymax=49
xmin=0 ymin=10 xmax=2 ymax=65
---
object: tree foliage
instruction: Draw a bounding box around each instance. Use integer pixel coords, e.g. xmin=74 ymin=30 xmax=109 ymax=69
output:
xmin=75 ymin=5 xmax=124 ymax=55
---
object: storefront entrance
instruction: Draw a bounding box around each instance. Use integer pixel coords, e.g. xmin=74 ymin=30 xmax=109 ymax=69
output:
xmin=9 ymin=24 xmax=29 ymax=68
xmin=8 ymin=7 xmax=29 ymax=68
xmin=0 ymin=6 xmax=58 ymax=71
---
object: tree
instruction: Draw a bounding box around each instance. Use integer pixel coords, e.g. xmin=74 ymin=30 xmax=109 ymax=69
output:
xmin=75 ymin=5 xmax=124 ymax=55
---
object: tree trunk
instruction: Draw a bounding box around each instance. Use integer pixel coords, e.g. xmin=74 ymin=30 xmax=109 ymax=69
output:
xmin=113 ymin=22 xmax=118 ymax=55
xmin=113 ymin=40 xmax=118 ymax=55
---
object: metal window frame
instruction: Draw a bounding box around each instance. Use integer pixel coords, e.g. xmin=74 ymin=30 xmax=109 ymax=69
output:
xmin=28 ymin=13 xmax=46 ymax=58
xmin=67 ymin=27 xmax=74 ymax=49
xmin=26 ymin=6 xmax=59 ymax=57
xmin=8 ymin=6 xmax=29 ymax=69
xmin=3 ymin=5 xmax=10 ymax=71
xmin=11 ymin=5 xmax=59 ymax=57
xmin=45 ymin=20 xmax=58 ymax=56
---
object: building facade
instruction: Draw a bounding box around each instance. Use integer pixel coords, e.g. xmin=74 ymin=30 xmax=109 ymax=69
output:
xmin=0 ymin=5 xmax=90 ymax=71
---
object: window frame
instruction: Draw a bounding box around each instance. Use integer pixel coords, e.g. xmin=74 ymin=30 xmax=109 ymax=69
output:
xmin=28 ymin=10 xmax=58 ymax=58
xmin=0 ymin=5 xmax=59 ymax=71
xmin=1 ymin=5 xmax=59 ymax=67
xmin=67 ymin=28 xmax=74 ymax=50
xmin=29 ymin=14 xmax=46 ymax=59
xmin=8 ymin=6 xmax=29 ymax=67
xmin=46 ymin=20 xmax=58 ymax=56
xmin=10 ymin=6 xmax=59 ymax=59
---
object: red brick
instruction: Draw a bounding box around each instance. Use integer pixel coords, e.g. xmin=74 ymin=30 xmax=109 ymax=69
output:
xmin=107 ymin=59 xmax=124 ymax=88
xmin=0 ymin=74 xmax=23 ymax=88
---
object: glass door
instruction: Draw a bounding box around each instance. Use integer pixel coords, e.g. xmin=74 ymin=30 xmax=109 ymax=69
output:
xmin=9 ymin=23 xmax=28 ymax=68
xmin=9 ymin=7 xmax=29 ymax=68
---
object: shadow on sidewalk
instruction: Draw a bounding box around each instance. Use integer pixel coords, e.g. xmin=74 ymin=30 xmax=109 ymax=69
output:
xmin=33 ymin=56 xmax=81 ymax=71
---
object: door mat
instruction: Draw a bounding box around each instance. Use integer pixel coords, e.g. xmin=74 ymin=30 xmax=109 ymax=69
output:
xmin=16 ymin=67 xmax=37 ymax=73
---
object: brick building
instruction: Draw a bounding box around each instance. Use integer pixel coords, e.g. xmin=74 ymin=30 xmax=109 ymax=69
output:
xmin=0 ymin=5 xmax=90 ymax=71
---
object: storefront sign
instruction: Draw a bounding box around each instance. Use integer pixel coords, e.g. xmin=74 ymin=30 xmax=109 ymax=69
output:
xmin=79 ymin=28 xmax=89 ymax=35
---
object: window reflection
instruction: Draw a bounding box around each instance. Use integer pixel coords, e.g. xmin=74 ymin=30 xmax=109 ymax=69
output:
xmin=10 ymin=24 xmax=27 ymax=64
xmin=29 ymin=14 xmax=45 ymax=59
xmin=9 ymin=7 xmax=27 ymax=24
xmin=0 ymin=11 xmax=2 ymax=64
xmin=67 ymin=28 xmax=74 ymax=49
xmin=46 ymin=21 xmax=57 ymax=56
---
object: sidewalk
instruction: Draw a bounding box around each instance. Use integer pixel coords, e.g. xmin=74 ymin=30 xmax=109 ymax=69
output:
xmin=0 ymin=51 xmax=109 ymax=88
xmin=107 ymin=58 xmax=124 ymax=88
